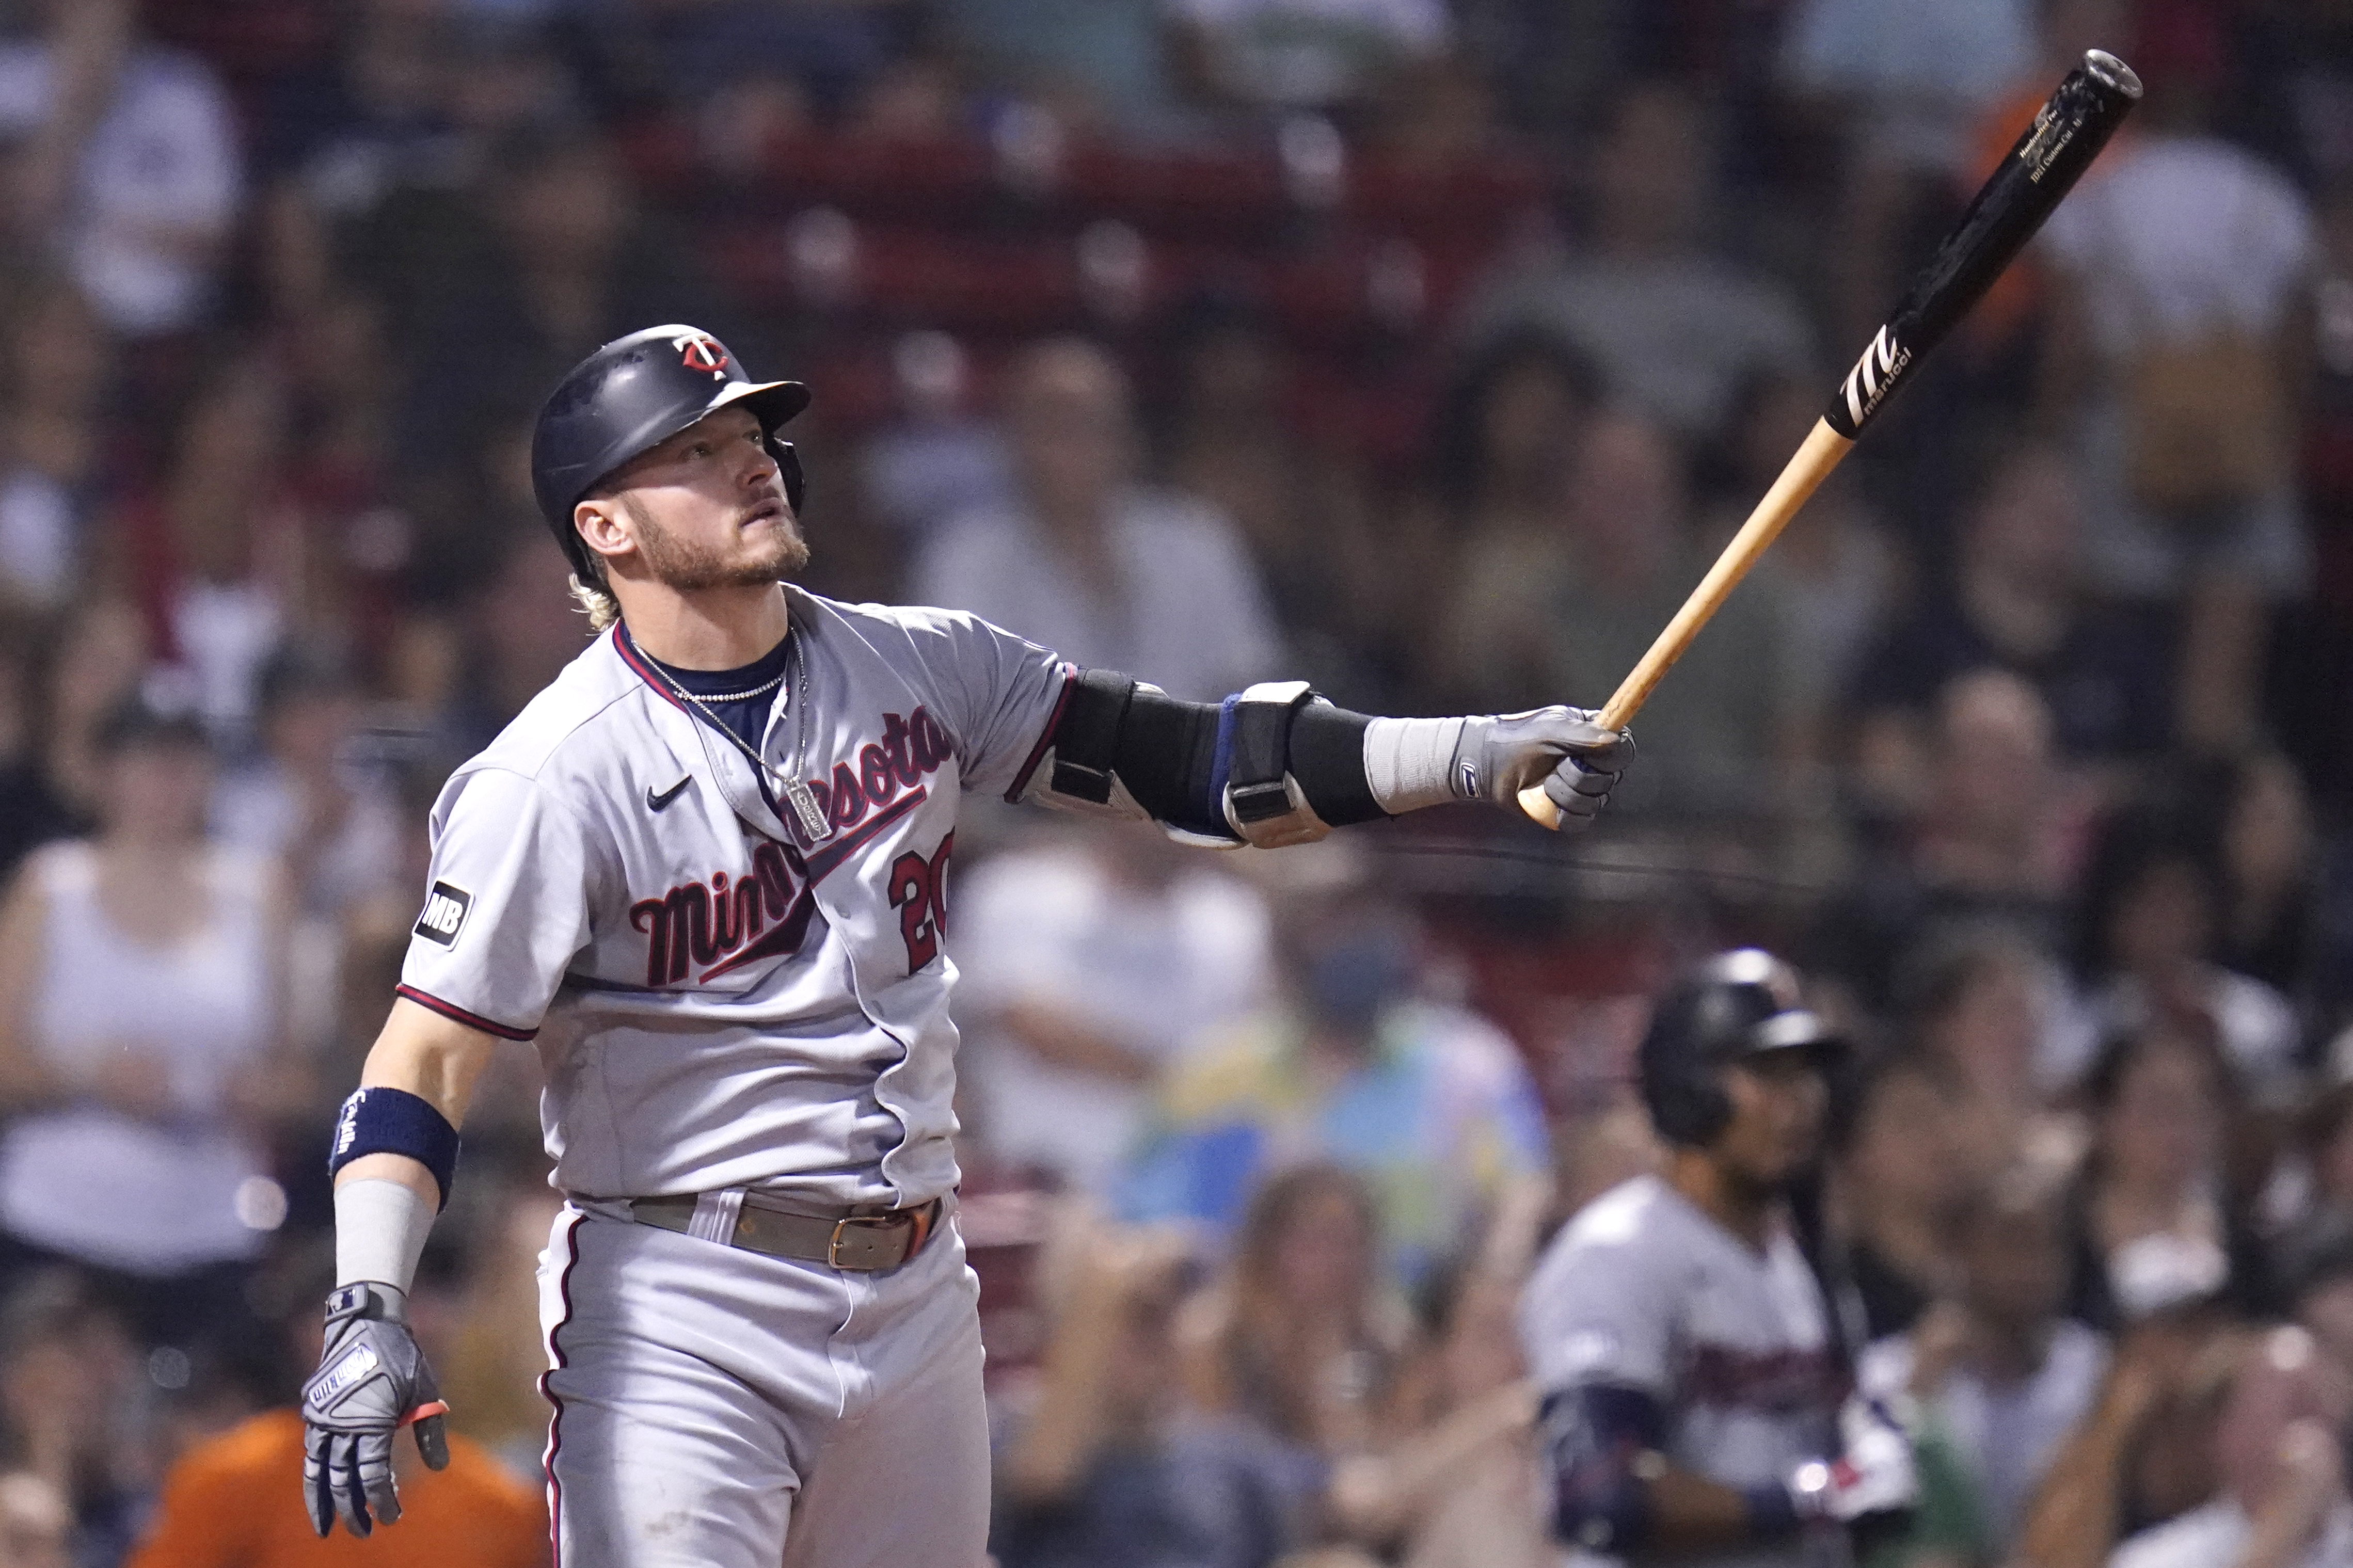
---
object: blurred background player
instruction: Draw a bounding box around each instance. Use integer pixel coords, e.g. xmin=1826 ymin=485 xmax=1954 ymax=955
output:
xmin=1519 ymin=949 xmax=1917 ymax=1565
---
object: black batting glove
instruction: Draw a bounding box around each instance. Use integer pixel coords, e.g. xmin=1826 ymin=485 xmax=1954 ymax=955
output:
xmin=300 ymin=1284 xmax=450 ymax=1538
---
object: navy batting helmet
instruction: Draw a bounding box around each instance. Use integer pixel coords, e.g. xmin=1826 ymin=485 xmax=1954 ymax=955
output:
xmin=530 ymin=325 xmax=810 ymax=581
xmin=1637 ymin=948 xmax=1843 ymax=1146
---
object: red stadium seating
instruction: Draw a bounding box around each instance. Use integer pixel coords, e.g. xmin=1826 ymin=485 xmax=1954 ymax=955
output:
xmin=621 ymin=118 xmax=1555 ymax=255
xmin=614 ymin=110 xmax=1556 ymax=441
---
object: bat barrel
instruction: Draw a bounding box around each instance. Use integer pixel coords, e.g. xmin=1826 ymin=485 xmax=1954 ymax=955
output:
xmin=1822 ymin=49 xmax=2142 ymax=440
xmin=1515 ymin=51 xmax=2141 ymax=832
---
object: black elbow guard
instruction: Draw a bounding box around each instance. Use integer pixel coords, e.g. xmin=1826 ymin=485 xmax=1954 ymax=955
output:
xmin=1538 ymin=1384 xmax=1665 ymax=1556
xmin=1009 ymin=670 xmax=1381 ymax=844
xmin=1286 ymin=698 xmax=1383 ymax=827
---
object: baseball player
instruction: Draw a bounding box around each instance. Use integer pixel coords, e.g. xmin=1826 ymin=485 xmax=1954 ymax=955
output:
xmin=296 ymin=324 xmax=1633 ymax=1567
xmin=1518 ymin=949 xmax=1918 ymax=1567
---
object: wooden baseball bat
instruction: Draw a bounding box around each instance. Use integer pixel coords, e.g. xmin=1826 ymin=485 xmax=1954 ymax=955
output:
xmin=1519 ymin=49 xmax=2143 ymax=827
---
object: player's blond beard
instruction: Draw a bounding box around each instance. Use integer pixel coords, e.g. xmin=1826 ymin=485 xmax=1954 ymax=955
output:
xmin=623 ymin=493 xmax=809 ymax=591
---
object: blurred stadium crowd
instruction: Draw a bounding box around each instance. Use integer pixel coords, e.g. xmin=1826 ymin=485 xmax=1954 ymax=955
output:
xmin=3 ymin=0 xmax=2353 ymax=1564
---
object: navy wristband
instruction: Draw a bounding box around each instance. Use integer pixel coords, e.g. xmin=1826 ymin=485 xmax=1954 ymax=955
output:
xmin=1197 ymin=694 xmax=1242 ymax=831
xmin=1742 ymin=1482 xmax=1803 ymax=1541
xmin=328 ymin=1086 xmax=460 ymax=1211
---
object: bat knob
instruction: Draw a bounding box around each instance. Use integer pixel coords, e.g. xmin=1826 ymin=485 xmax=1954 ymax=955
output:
xmin=1516 ymin=784 xmax=1563 ymax=831
xmin=2084 ymin=50 xmax=2142 ymax=100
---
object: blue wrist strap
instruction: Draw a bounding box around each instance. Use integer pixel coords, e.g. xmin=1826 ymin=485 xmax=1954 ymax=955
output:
xmin=1189 ymin=695 xmax=1243 ymax=834
xmin=328 ymin=1087 xmax=460 ymax=1211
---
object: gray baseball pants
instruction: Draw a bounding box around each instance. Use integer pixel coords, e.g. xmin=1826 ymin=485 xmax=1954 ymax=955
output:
xmin=535 ymin=1196 xmax=990 ymax=1567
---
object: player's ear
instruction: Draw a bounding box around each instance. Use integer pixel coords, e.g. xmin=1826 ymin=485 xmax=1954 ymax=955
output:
xmin=573 ymin=495 xmax=634 ymax=566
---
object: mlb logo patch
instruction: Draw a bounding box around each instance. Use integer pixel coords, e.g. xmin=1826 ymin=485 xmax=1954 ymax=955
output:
xmin=414 ymin=882 xmax=473 ymax=947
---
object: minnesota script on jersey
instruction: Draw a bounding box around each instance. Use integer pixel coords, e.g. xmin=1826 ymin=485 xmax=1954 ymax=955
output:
xmin=396 ymin=587 xmax=1071 ymax=1207
xmin=1520 ymin=1175 xmax=1842 ymax=1568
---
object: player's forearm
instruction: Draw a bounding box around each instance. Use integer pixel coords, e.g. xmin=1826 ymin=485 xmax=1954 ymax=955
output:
xmin=996 ymin=1000 xmax=1156 ymax=1083
xmin=1541 ymin=1383 xmax=1829 ymax=1557
xmin=2011 ymin=1369 xmax=2157 ymax=1568
xmin=1328 ymin=1381 xmax=1536 ymax=1541
xmin=1003 ymin=1289 xmax=1127 ymax=1503
xmin=1016 ymin=672 xmax=1628 ymax=843
xmin=2011 ymin=1425 xmax=2133 ymax=1568
xmin=329 ymin=1000 xmax=501 ymax=1293
xmin=1008 ymin=1233 xmax=1199 ymax=1505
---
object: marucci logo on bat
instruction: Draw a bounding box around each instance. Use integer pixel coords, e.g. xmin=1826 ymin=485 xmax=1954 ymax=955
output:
xmin=1839 ymin=327 xmax=1912 ymax=429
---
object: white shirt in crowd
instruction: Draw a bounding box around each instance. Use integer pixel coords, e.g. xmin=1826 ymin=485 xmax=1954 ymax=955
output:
xmin=951 ymin=838 xmax=1272 ymax=1194
xmin=913 ymin=486 xmax=1282 ymax=702
xmin=0 ymin=42 xmax=242 ymax=335
xmin=2046 ymin=967 xmax=2303 ymax=1103
xmin=2110 ymin=1498 xmax=2353 ymax=1568
xmin=0 ymin=469 xmax=76 ymax=609
xmin=2042 ymin=135 xmax=2317 ymax=356
xmin=0 ymin=842 xmax=277 ymax=1273
xmin=1861 ymin=1320 xmax=2111 ymax=1551
xmin=212 ymin=760 xmax=407 ymax=919
xmin=1460 ymin=255 xmax=1817 ymax=445
xmin=170 ymin=579 xmax=285 ymax=745
xmin=1778 ymin=0 xmax=2037 ymax=175
xmin=1167 ymin=0 xmax=1450 ymax=107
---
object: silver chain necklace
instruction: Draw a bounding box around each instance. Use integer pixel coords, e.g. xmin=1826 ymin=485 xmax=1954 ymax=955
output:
xmin=674 ymin=669 xmax=786 ymax=705
xmin=647 ymin=633 xmax=831 ymax=843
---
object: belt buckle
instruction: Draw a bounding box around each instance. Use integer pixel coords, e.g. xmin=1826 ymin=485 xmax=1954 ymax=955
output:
xmin=823 ymin=1213 xmax=903 ymax=1278
xmin=828 ymin=1215 xmax=889 ymax=1270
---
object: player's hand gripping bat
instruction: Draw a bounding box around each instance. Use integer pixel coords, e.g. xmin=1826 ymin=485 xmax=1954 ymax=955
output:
xmin=1520 ymin=49 xmax=2143 ymax=828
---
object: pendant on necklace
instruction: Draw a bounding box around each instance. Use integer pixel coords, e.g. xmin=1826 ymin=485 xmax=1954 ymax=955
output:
xmin=782 ymin=775 xmax=831 ymax=843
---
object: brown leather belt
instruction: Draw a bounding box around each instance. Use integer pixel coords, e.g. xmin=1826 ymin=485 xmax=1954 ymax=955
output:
xmin=628 ymin=1191 xmax=942 ymax=1272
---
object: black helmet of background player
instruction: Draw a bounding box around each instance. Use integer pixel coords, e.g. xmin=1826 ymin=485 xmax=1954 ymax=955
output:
xmin=529 ymin=325 xmax=809 ymax=582
xmin=1638 ymin=948 xmax=1845 ymax=1149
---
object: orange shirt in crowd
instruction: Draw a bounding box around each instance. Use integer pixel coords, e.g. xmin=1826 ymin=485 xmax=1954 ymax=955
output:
xmin=124 ymin=1410 xmax=547 ymax=1568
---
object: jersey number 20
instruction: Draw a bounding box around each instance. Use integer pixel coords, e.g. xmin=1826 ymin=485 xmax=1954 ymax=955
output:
xmin=888 ymin=834 xmax=954 ymax=972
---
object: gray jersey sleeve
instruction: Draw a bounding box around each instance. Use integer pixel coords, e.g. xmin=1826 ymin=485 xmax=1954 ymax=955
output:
xmin=1520 ymin=1193 xmax=1679 ymax=1396
xmin=886 ymin=607 xmax=1070 ymax=798
xmin=396 ymin=766 xmax=597 ymax=1039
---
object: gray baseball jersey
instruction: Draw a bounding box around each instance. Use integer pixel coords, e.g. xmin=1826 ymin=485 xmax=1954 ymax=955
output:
xmin=1519 ymin=1174 xmax=1841 ymax=1568
xmin=397 ymin=585 xmax=1071 ymax=1209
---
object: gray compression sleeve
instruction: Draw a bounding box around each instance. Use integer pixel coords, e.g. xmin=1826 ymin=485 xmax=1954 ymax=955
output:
xmin=335 ymin=1178 xmax=435 ymax=1295
xmin=1362 ymin=716 xmax=1470 ymax=814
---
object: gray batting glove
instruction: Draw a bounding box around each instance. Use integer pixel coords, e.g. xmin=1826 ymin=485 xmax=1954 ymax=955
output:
xmin=1453 ymin=707 xmax=1633 ymax=829
xmin=300 ymin=1284 xmax=449 ymax=1538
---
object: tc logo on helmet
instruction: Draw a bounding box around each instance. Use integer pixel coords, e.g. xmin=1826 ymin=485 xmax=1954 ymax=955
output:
xmin=674 ymin=331 xmax=729 ymax=380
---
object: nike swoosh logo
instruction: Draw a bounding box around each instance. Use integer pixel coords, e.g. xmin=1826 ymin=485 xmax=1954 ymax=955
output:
xmin=646 ymin=777 xmax=691 ymax=812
